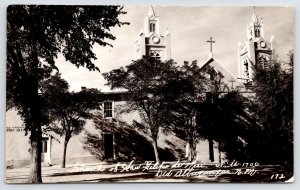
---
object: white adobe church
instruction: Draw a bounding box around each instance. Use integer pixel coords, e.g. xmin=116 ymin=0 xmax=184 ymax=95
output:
xmin=6 ymin=6 xmax=276 ymax=168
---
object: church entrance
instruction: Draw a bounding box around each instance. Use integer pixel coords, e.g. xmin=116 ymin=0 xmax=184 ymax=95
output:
xmin=103 ymin=133 xmax=114 ymax=160
xmin=41 ymin=137 xmax=48 ymax=163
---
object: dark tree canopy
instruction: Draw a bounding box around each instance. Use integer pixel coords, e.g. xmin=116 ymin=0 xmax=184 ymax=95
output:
xmin=7 ymin=5 xmax=128 ymax=131
xmin=248 ymin=52 xmax=293 ymax=165
xmin=6 ymin=5 xmax=128 ymax=183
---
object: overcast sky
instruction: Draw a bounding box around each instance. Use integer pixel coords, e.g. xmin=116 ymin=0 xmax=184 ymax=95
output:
xmin=56 ymin=6 xmax=294 ymax=92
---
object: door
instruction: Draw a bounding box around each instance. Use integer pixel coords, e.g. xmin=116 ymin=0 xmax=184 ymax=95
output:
xmin=41 ymin=137 xmax=48 ymax=162
xmin=103 ymin=133 xmax=114 ymax=160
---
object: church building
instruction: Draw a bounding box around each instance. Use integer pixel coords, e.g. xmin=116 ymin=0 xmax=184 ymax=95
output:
xmin=6 ymin=6 xmax=279 ymax=169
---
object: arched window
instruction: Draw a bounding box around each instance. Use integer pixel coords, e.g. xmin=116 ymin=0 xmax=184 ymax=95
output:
xmin=255 ymin=28 xmax=260 ymax=37
xmin=150 ymin=23 xmax=155 ymax=32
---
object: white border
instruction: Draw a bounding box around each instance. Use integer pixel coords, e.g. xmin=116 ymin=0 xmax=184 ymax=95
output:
xmin=1 ymin=1 xmax=298 ymax=190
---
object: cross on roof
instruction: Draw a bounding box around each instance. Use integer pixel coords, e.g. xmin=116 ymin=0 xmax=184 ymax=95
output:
xmin=206 ymin=37 xmax=216 ymax=53
xmin=228 ymin=78 xmax=236 ymax=89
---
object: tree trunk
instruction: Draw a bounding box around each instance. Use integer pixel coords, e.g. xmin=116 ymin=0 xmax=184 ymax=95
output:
xmin=28 ymin=78 xmax=42 ymax=183
xmin=61 ymin=136 xmax=70 ymax=168
xmin=28 ymin=131 xmax=42 ymax=183
xmin=189 ymin=137 xmax=194 ymax=161
xmin=152 ymin=139 xmax=160 ymax=164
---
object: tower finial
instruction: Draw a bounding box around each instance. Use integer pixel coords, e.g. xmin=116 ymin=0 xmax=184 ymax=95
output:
xmin=148 ymin=5 xmax=157 ymax=17
xmin=251 ymin=6 xmax=259 ymax=22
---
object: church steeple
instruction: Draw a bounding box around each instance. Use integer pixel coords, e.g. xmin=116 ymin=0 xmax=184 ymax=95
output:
xmin=251 ymin=7 xmax=259 ymax=22
xmin=247 ymin=7 xmax=264 ymax=41
xmin=144 ymin=6 xmax=160 ymax=37
xmin=134 ymin=6 xmax=171 ymax=61
xmin=238 ymin=7 xmax=276 ymax=86
xmin=148 ymin=6 xmax=156 ymax=17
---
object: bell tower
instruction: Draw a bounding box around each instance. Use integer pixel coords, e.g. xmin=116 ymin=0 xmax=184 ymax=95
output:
xmin=247 ymin=7 xmax=264 ymax=41
xmin=144 ymin=6 xmax=160 ymax=37
xmin=238 ymin=7 xmax=276 ymax=85
xmin=134 ymin=6 xmax=171 ymax=61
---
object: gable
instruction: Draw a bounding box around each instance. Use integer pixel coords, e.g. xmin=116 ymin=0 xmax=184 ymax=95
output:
xmin=200 ymin=58 xmax=243 ymax=90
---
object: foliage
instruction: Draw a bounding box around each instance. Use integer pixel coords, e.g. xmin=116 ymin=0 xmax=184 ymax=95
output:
xmin=42 ymin=73 xmax=101 ymax=167
xmin=103 ymin=57 xmax=196 ymax=162
xmin=7 ymin=5 xmax=128 ymax=130
xmin=196 ymin=90 xmax=257 ymax=161
xmin=249 ymin=52 xmax=293 ymax=165
xmin=43 ymin=74 xmax=101 ymax=136
xmin=6 ymin=5 xmax=128 ymax=182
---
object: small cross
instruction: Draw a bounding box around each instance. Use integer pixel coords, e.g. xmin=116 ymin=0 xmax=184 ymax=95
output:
xmin=206 ymin=37 xmax=216 ymax=53
xmin=228 ymin=78 xmax=236 ymax=89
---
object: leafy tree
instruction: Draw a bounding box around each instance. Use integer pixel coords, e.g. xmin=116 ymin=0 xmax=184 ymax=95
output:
xmin=249 ymin=52 xmax=293 ymax=165
xmin=174 ymin=60 xmax=207 ymax=161
xmin=41 ymin=74 xmax=101 ymax=168
xmin=103 ymin=57 xmax=194 ymax=163
xmin=6 ymin=5 xmax=128 ymax=183
xmin=196 ymin=89 xmax=256 ymax=162
xmin=194 ymin=65 xmax=256 ymax=162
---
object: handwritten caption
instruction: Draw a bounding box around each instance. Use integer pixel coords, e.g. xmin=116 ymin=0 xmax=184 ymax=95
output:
xmin=71 ymin=160 xmax=261 ymax=178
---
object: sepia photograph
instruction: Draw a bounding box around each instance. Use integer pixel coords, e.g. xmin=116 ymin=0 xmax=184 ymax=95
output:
xmin=6 ymin=5 xmax=294 ymax=183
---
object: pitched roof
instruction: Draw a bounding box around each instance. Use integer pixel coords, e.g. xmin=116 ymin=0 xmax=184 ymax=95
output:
xmin=200 ymin=57 xmax=243 ymax=89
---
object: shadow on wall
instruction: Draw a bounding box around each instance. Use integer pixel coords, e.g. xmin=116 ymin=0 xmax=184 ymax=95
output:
xmin=82 ymin=114 xmax=177 ymax=162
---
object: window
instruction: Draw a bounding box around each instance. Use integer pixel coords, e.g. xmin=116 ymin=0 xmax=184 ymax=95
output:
xmin=150 ymin=50 xmax=161 ymax=62
xmin=258 ymin=55 xmax=269 ymax=69
xmin=255 ymin=28 xmax=260 ymax=37
xmin=150 ymin=23 xmax=155 ymax=32
xmin=243 ymin=59 xmax=249 ymax=78
xmin=104 ymin=102 xmax=113 ymax=118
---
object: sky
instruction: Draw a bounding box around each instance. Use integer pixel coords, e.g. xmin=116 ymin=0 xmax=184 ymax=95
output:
xmin=56 ymin=6 xmax=294 ymax=92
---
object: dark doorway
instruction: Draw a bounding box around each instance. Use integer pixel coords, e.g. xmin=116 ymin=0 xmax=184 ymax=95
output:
xmin=209 ymin=138 xmax=214 ymax=162
xmin=103 ymin=133 xmax=114 ymax=160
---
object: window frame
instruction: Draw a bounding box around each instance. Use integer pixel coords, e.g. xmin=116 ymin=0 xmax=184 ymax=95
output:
xmin=149 ymin=50 xmax=161 ymax=62
xmin=103 ymin=101 xmax=114 ymax=118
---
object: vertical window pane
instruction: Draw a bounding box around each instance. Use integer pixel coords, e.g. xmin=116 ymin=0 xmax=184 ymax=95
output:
xmin=104 ymin=102 xmax=113 ymax=118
